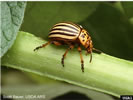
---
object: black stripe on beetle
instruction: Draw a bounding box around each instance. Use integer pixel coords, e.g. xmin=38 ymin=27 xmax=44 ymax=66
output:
xmin=54 ymin=24 xmax=80 ymax=32
xmin=49 ymin=32 xmax=76 ymax=36
xmin=50 ymin=28 xmax=78 ymax=34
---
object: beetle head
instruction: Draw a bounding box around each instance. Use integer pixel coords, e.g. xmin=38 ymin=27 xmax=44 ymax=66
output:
xmin=86 ymin=40 xmax=93 ymax=53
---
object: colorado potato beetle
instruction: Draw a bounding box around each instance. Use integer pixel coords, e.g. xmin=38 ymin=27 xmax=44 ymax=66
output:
xmin=34 ymin=22 xmax=100 ymax=72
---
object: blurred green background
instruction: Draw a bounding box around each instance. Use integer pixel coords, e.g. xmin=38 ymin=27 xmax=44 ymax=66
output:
xmin=2 ymin=1 xmax=133 ymax=100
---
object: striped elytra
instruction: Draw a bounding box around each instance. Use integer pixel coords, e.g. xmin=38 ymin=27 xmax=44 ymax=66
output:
xmin=49 ymin=22 xmax=81 ymax=40
xmin=34 ymin=22 xmax=101 ymax=72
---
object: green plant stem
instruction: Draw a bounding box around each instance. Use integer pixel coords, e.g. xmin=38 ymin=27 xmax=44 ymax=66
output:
xmin=2 ymin=31 xmax=133 ymax=97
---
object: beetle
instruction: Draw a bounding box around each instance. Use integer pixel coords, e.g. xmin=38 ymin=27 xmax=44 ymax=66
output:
xmin=34 ymin=22 xmax=100 ymax=72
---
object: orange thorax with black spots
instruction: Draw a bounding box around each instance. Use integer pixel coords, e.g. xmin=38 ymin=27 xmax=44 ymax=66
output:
xmin=78 ymin=29 xmax=93 ymax=52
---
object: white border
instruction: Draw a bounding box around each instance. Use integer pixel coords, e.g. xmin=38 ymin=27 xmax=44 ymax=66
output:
xmin=1 ymin=0 xmax=133 ymax=1
xmin=0 ymin=1 xmax=1 ymax=97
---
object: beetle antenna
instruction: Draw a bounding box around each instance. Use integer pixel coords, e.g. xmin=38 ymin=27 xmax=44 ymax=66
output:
xmin=93 ymin=48 xmax=102 ymax=54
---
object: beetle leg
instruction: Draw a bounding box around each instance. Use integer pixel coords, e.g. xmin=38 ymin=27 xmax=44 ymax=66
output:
xmin=61 ymin=45 xmax=74 ymax=67
xmin=90 ymin=52 xmax=92 ymax=63
xmin=34 ymin=41 xmax=51 ymax=51
xmin=86 ymin=51 xmax=92 ymax=63
xmin=78 ymin=46 xmax=84 ymax=72
xmin=52 ymin=41 xmax=62 ymax=46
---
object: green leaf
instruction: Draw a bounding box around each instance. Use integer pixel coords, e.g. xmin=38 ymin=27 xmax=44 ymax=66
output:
xmin=1 ymin=2 xmax=26 ymax=57
xmin=21 ymin=2 xmax=99 ymax=38
xmin=2 ymin=31 xmax=133 ymax=97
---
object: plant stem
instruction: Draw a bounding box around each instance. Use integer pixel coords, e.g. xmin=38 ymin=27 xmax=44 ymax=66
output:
xmin=2 ymin=31 xmax=133 ymax=97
